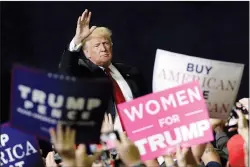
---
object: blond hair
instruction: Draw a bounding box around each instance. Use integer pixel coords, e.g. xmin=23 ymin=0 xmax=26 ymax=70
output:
xmin=82 ymin=27 xmax=112 ymax=48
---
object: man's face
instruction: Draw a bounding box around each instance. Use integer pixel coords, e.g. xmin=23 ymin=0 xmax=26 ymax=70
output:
xmin=84 ymin=36 xmax=112 ymax=68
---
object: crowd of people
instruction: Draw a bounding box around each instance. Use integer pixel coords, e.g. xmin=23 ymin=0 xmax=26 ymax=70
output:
xmin=43 ymin=98 xmax=248 ymax=167
xmin=38 ymin=9 xmax=249 ymax=167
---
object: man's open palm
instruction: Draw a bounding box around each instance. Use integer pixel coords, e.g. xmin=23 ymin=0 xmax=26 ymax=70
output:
xmin=74 ymin=9 xmax=96 ymax=45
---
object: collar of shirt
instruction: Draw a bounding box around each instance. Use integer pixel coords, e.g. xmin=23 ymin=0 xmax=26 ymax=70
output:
xmin=99 ymin=64 xmax=114 ymax=73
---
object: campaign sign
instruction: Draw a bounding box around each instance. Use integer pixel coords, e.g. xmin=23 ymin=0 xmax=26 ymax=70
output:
xmin=118 ymin=81 xmax=213 ymax=161
xmin=10 ymin=64 xmax=112 ymax=144
xmin=153 ymin=49 xmax=244 ymax=119
xmin=0 ymin=123 xmax=44 ymax=167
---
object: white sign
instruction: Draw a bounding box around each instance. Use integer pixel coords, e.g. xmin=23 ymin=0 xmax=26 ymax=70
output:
xmin=153 ymin=49 xmax=244 ymax=119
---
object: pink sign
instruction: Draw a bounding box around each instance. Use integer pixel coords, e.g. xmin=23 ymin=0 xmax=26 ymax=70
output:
xmin=117 ymin=81 xmax=214 ymax=161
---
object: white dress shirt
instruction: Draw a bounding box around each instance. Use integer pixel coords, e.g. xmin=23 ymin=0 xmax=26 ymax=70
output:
xmin=69 ymin=39 xmax=133 ymax=131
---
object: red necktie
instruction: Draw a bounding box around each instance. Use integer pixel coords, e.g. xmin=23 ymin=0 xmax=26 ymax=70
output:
xmin=105 ymin=68 xmax=126 ymax=130
xmin=105 ymin=68 xmax=126 ymax=104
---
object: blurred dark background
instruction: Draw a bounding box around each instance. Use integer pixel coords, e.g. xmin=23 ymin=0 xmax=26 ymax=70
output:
xmin=1 ymin=1 xmax=249 ymax=155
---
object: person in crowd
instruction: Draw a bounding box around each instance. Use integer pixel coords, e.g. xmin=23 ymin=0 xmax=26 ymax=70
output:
xmin=226 ymin=103 xmax=249 ymax=167
xmin=47 ymin=122 xmax=146 ymax=167
xmin=57 ymin=9 xmax=149 ymax=165
xmin=47 ymin=122 xmax=225 ymax=167
xmin=44 ymin=98 xmax=248 ymax=167
xmin=209 ymin=118 xmax=229 ymax=166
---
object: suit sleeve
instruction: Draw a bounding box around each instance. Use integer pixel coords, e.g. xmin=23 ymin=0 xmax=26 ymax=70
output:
xmin=58 ymin=44 xmax=82 ymax=76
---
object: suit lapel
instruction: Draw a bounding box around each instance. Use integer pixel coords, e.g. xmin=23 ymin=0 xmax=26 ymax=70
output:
xmin=78 ymin=58 xmax=106 ymax=77
xmin=113 ymin=63 xmax=140 ymax=98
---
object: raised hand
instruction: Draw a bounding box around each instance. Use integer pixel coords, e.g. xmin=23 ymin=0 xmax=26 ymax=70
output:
xmin=163 ymin=152 xmax=176 ymax=167
xmin=101 ymin=113 xmax=114 ymax=133
xmin=73 ymin=9 xmax=97 ymax=45
xmin=176 ymin=145 xmax=197 ymax=167
xmin=45 ymin=151 xmax=61 ymax=167
xmin=176 ymin=145 xmax=189 ymax=167
xmin=75 ymin=144 xmax=101 ymax=167
xmin=114 ymin=132 xmax=141 ymax=167
xmin=49 ymin=122 xmax=76 ymax=166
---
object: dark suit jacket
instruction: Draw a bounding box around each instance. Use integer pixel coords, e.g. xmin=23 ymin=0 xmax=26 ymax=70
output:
xmin=58 ymin=46 xmax=149 ymax=117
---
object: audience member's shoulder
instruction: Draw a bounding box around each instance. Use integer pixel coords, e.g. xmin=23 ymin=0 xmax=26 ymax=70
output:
xmin=205 ymin=161 xmax=222 ymax=167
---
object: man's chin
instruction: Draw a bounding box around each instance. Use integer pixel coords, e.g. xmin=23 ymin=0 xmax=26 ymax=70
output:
xmin=99 ymin=60 xmax=112 ymax=68
xmin=102 ymin=54 xmax=111 ymax=58
xmin=102 ymin=56 xmax=112 ymax=61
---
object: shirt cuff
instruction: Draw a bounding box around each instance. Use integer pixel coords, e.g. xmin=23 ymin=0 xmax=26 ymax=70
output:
xmin=68 ymin=39 xmax=82 ymax=52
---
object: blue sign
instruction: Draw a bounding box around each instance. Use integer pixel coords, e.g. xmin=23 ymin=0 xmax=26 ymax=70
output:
xmin=10 ymin=64 xmax=112 ymax=144
xmin=0 ymin=123 xmax=44 ymax=167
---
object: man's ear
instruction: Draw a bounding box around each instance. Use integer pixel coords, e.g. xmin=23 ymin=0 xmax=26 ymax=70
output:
xmin=83 ymin=48 xmax=90 ymax=58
